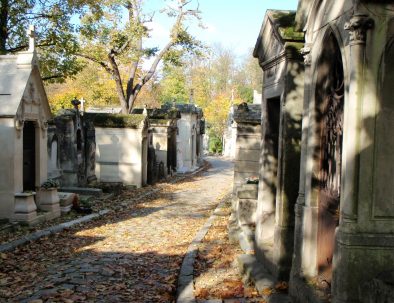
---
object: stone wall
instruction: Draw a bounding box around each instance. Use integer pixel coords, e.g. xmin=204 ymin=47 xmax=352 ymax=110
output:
xmin=233 ymin=103 xmax=262 ymax=194
xmin=90 ymin=113 xmax=148 ymax=188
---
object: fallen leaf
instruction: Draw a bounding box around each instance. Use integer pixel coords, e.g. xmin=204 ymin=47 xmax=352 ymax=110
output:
xmin=262 ymin=287 xmax=273 ymax=296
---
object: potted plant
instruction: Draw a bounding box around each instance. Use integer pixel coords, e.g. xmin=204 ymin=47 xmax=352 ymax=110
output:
xmin=37 ymin=179 xmax=60 ymax=213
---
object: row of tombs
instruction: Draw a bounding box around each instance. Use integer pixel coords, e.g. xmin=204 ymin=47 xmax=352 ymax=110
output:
xmin=0 ymin=44 xmax=204 ymax=226
xmin=229 ymin=1 xmax=394 ymax=303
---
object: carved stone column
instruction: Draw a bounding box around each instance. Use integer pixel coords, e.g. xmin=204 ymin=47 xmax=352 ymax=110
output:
xmin=331 ymin=13 xmax=375 ymax=303
xmin=341 ymin=14 xmax=373 ymax=223
xmin=289 ymin=44 xmax=313 ymax=287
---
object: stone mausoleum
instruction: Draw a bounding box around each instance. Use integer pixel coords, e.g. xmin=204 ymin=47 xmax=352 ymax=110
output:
xmin=0 ymin=31 xmax=60 ymax=224
xmin=253 ymin=9 xmax=304 ymax=281
xmin=174 ymin=103 xmax=204 ymax=173
xmin=85 ymin=113 xmax=149 ymax=188
xmin=148 ymin=106 xmax=180 ymax=178
xmin=235 ymin=1 xmax=394 ymax=302
xmin=47 ymin=100 xmax=96 ymax=187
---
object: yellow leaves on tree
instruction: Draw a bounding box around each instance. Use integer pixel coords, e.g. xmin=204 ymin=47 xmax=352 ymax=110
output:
xmin=205 ymin=94 xmax=242 ymax=138
xmin=46 ymin=65 xmax=120 ymax=114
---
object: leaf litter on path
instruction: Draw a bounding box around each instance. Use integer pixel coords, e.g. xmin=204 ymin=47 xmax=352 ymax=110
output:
xmin=0 ymin=160 xmax=232 ymax=303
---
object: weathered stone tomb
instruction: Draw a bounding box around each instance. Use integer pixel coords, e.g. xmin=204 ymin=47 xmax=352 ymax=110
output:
xmin=0 ymin=35 xmax=60 ymax=224
xmin=85 ymin=113 xmax=149 ymax=188
xmin=47 ymin=100 xmax=96 ymax=187
xmin=174 ymin=103 xmax=204 ymax=173
xmin=249 ymin=1 xmax=394 ymax=302
xmin=253 ymin=9 xmax=304 ymax=280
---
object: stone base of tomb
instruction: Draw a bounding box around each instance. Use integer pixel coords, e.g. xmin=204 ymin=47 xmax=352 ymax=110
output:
xmin=332 ymin=230 xmax=394 ymax=303
xmin=14 ymin=192 xmax=38 ymax=225
xmin=229 ymin=184 xmax=258 ymax=253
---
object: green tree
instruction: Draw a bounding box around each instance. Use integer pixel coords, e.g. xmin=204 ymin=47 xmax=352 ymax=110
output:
xmin=159 ymin=65 xmax=189 ymax=103
xmin=0 ymin=0 xmax=97 ymax=81
xmin=77 ymin=0 xmax=203 ymax=113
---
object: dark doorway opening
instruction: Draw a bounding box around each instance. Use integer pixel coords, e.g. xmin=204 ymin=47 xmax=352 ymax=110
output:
xmin=23 ymin=121 xmax=36 ymax=191
xmin=265 ymin=97 xmax=281 ymax=200
xmin=315 ymin=33 xmax=344 ymax=286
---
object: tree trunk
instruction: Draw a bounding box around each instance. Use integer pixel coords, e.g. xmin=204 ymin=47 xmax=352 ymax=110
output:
xmin=107 ymin=51 xmax=129 ymax=113
xmin=0 ymin=0 xmax=8 ymax=53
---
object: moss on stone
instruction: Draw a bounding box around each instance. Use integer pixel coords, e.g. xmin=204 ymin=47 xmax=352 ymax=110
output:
xmin=84 ymin=113 xmax=145 ymax=129
xmin=150 ymin=118 xmax=171 ymax=125
xmin=285 ymin=42 xmax=305 ymax=52
xmin=271 ymin=11 xmax=304 ymax=41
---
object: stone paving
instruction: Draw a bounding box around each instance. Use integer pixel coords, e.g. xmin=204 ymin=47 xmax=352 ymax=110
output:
xmin=0 ymin=157 xmax=234 ymax=303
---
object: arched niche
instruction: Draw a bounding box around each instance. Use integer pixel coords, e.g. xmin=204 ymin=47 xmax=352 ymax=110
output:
xmin=49 ymin=134 xmax=59 ymax=173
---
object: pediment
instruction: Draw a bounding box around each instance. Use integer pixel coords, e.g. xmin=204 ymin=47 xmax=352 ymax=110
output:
xmin=254 ymin=13 xmax=287 ymax=64
xmin=254 ymin=10 xmax=303 ymax=65
xmin=0 ymin=51 xmax=52 ymax=121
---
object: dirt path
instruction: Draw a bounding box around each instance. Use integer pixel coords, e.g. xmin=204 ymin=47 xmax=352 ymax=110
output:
xmin=0 ymin=157 xmax=233 ymax=303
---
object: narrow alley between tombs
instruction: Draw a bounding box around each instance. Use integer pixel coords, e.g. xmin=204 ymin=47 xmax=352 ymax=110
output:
xmin=0 ymin=158 xmax=234 ymax=303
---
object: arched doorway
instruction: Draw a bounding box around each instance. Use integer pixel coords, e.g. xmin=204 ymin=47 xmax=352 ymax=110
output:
xmin=23 ymin=121 xmax=36 ymax=191
xmin=314 ymin=32 xmax=344 ymax=286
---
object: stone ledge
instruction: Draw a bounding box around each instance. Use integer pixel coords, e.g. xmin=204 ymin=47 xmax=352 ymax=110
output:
xmin=336 ymin=230 xmax=394 ymax=247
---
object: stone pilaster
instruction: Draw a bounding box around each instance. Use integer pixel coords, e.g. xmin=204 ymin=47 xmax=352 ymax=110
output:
xmin=341 ymin=14 xmax=373 ymax=223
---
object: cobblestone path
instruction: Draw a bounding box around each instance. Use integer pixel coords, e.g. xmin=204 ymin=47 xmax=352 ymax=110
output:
xmin=0 ymin=158 xmax=233 ymax=303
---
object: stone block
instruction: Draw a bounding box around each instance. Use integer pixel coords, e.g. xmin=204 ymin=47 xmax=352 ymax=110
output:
xmin=234 ymin=160 xmax=260 ymax=173
xmin=60 ymin=205 xmax=72 ymax=214
xmin=58 ymin=192 xmax=76 ymax=207
xmin=237 ymin=184 xmax=258 ymax=199
xmin=14 ymin=192 xmax=37 ymax=213
xmin=13 ymin=211 xmax=38 ymax=224
xmin=237 ymin=199 xmax=257 ymax=226
xmin=359 ymin=271 xmax=394 ymax=303
xmin=37 ymin=188 xmax=60 ymax=207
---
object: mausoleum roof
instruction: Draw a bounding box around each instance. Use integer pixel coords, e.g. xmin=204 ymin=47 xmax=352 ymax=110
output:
xmin=233 ymin=103 xmax=261 ymax=124
xmin=0 ymin=52 xmax=51 ymax=117
xmin=253 ymin=10 xmax=304 ymax=63
xmin=132 ymin=107 xmax=181 ymax=120
xmin=267 ymin=10 xmax=304 ymax=41
xmin=84 ymin=113 xmax=147 ymax=129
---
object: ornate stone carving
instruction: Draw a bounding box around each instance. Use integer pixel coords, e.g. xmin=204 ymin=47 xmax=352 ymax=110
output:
xmin=301 ymin=45 xmax=311 ymax=66
xmin=344 ymin=14 xmax=374 ymax=45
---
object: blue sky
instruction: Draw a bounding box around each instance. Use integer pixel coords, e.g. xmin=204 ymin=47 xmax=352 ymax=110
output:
xmin=145 ymin=0 xmax=298 ymax=57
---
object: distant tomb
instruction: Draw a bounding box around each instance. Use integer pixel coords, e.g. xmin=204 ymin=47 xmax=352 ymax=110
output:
xmin=48 ymin=100 xmax=96 ymax=187
xmin=172 ymin=103 xmax=204 ymax=173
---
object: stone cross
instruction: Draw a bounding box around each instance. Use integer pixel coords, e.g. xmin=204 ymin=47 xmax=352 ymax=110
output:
xmin=80 ymin=98 xmax=86 ymax=112
xmin=28 ymin=25 xmax=36 ymax=52
xmin=143 ymin=104 xmax=148 ymax=116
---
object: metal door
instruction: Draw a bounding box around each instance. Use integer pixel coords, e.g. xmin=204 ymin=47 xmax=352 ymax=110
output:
xmin=23 ymin=121 xmax=36 ymax=191
xmin=316 ymin=34 xmax=344 ymax=284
